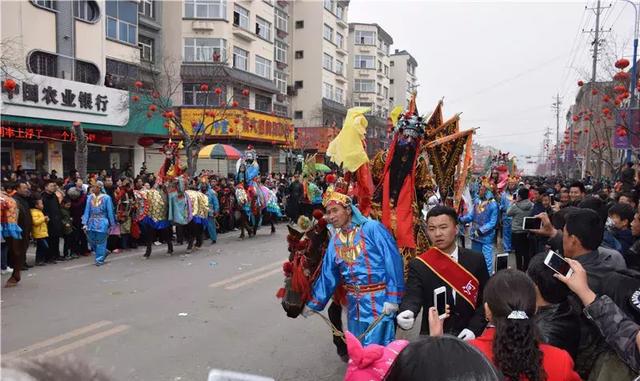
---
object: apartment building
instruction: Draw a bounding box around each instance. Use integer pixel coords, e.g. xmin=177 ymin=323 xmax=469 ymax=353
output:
xmin=389 ymin=49 xmax=418 ymax=106
xmin=289 ymin=0 xmax=350 ymax=132
xmin=347 ymin=22 xmax=392 ymax=155
xmin=0 ymin=0 xmax=165 ymax=174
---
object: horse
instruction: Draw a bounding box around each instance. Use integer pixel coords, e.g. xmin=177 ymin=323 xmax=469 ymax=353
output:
xmin=134 ymin=187 xmax=173 ymax=258
xmin=235 ymin=184 xmax=281 ymax=239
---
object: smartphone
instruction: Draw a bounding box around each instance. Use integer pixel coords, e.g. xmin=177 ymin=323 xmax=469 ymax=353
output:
xmin=544 ymin=250 xmax=573 ymax=277
xmin=523 ymin=216 xmax=542 ymax=230
xmin=434 ymin=286 xmax=447 ymax=319
xmin=495 ymin=252 xmax=509 ymax=272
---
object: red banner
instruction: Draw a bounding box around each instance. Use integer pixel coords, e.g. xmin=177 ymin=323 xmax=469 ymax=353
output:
xmin=0 ymin=126 xmax=112 ymax=145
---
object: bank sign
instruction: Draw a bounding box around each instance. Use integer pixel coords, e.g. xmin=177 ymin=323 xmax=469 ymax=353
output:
xmin=1 ymin=69 xmax=129 ymax=126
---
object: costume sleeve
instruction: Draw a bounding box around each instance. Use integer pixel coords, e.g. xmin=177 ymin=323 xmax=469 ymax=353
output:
xmin=467 ymin=258 xmax=490 ymax=336
xmin=584 ymin=295 xmax=640 ymax=372
xmin=370 ymin=222 xmax=405 ymax=304
xmin=212 ymin=193 xmax=220 ymax=213
xmin=459 ymin=203 xmax=475 ymax=224
xmin=478 ymin=201 xmax=498 ymax=235
xmin=167 ymin=194 xmax=174 ymax=222
xmin=81 ymin=195 xmax=91 ymax=226
xmin=105 ymin=196 xmax=116 ymax=227
xmin=307 ymin=238 xmax=340 ymax=312
xmin=399 ymin=259 xmax=425 ymax=316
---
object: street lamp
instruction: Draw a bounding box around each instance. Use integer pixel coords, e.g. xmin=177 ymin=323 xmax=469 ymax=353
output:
xmin=622 ymin=0 xmax=639 ymax=162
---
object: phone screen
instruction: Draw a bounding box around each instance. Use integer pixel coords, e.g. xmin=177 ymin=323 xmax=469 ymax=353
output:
xmin=496 ymin=254 xmax=509 ymax=271
xmin=436 ymin=291 xmax=446 ymax=316
xmin=523 ymin=217 xmax=542 ymax=230
xmin=546 ymin=252 xmax=571 ymax=276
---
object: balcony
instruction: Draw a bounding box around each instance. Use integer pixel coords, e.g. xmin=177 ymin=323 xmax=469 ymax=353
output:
xmin=335 ymin=75 xmax=347 ymax=84
xmin=358 ymin=46 xmax=372 ymax=54
xmin=336 ymin=18 xmax=348 ymax=29
xmin=357 ymin=69 xmax=372 ymax=77
xmin=233 ymin=26 xmax=256 ymax=42
xmin=192 ymin=20 xmax=216 ymax=31
xmin=376 ymin=70 xmax=384 ymax=79
xmin=377 ymin=49 xmax=385 ymax=57
xmin=336 ymin=47 xmax=348 ymax=56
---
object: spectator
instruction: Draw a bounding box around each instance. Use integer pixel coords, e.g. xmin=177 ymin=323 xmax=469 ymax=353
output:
xmin=60 ymin=198 xmax=77 ymax=260
xmin=30 ymin=197 xmax=51 ymax=266
xmin=526 ymin=253 xmax=580 ymax=358
xmin=469 ymin=269 xmax=581 ymax=381
xmin=620 ymin=162 xmax=636 ymax=193
xmin=7 ymin=181 xmax=33 ymax=287
xmin=618 ymin=192 xmax=638 ymax=211
xmin=42 ymin=180 xmax=63 ymax=262
xmin=507 ymin=187 xmax=533 ymax=270
xmin=569 ymin=181 xmax=586 ymax=206
xmin=605 ymin=203 xmax=634 ymax=255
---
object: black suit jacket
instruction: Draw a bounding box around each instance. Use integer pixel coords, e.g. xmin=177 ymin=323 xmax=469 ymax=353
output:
xmin=399 ymin=247 xmax=490 ymax=336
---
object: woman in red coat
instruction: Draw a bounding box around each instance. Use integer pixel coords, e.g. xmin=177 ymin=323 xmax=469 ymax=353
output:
xmin=469 ymin=269 xmax=581 ymax=381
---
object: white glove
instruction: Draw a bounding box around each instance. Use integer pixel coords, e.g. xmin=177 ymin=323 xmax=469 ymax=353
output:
xmin=301 ymin=305 xmax=313 ymax=318
xmin=457 ymin=328 xmax=476 ymax=341
xmin=396 ymin=310 xmax=415 ymax=330
xmin=382 ymin=302 xmax=399 ymax=315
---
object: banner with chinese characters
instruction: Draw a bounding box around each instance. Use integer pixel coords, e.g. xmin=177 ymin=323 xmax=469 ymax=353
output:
xmin=180 ymin=108 xmax=293 ymax=144
xmin=0 ymin=126 xmax=112 ymax=145
xmin=1 ymin=68 xmax=129 ymax=126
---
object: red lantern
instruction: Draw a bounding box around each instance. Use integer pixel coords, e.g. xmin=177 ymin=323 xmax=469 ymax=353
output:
xmin=146 ymin=112 xmax=153 ymax=119
xmin=592 ymin=142 xmax=598 ymax=149
xmin=615 ymin=99 xmax=622 ymax=106
xmin=615 ymin=58 xmax=630 ymax=69
xmin=242 ymin=88 xmax=250 ymax=97
xmin=152 ymin=91 xmax=160 ymax=99
xmin=614 ymin=71 xmax=630 ymax=81
xmin=583 ymin=115 xmax=590 ymax=121
xmin=623 ymin=91 xmax=630 ymax=99
xmin=578 ymin=80 xmax=584 ymax=87
xmin=163 ymin=122 xmax=171 ymax=129
xmin=572 ymin=115 xmax=579 ymax=122
xmin=138 ymin=137 xmax=155 ymax=147
xmin=584 ymin=128 xmax=589 ymax=134
xmin=591 ymin=88 xmax=598 ymax=95
xmin=149 ymin=104 xmax=157 ymax=112
xmin=134 ymin=80 xmax=143 ymax=89
xmin=614 ymin=85 xmax=626 ymax=93
xmin=220 ymin=101 xmax=226 ymax=107
xmin=233 ymin=118 xmax=240 ymax=124
xmin=232 ymin=101 xmax=239 ymax=108
xmin=167 ymin=111 xmax=175 ymax=119
xmin=602 ymin=95 xmax=610 ymax=103
xmin=228 ymin=128 xmax=235 ymax=134
xmin=200 ymin=84 xmax=209 ymax=91
xmin=602 ymin=108 xmax=610 ymax=115
xmin=214 ymin=87 xmax=222 ymax=95
xmin=132 ymin=95 xmax=140 ymax=102
xmin=3 ymin=78 xmax=16 ymax=91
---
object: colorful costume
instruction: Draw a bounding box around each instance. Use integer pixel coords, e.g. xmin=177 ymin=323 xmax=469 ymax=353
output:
xmin=206 ymin=186 xmax=220 ymax=243
xmin=82 ymin=192 xmax=116 ymax=265
xmin=459 ymin=185 xmax=498 ymax=274
xmin=307 ymin=190 xmax=405 ymax=346
xmin=499 ymin=183 xmax=518 ymax=253
xmin=0 ymin=191 xmax=22 ymax=239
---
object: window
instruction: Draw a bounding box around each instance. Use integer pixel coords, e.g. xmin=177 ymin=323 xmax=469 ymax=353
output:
xmin=32 ymin=0 xmax=56 ymax=11
xmin=355 ymin=30 xmax=375 ymax=45
xmin=138 ymin=0 xmax=153 ymax=18
xmin=28 ymin=51 xmax=57 ymax=77
xmin=384 ymin=65 xmax=389 ymax=76
xmin=323 ymin=53 xmax=333 ymax=72
xmin=106 ymin=0 xmax=137 ymax=45
xmin=324 ymin=0 xmax=334 ymax=13
xmin=233 ymin=46 xmax=248 ymax=71
xmin=336 ymin=32 xmax=344 ymax=49
xmin=184 ymin=38 xmax=226 ymax=62
xmin=335 ymin=59 xmax=343 ymax=75
xmin=295 ymin=20 xmax=304 ymax=29
xmin=183 ymin=83 xmax=224 ymax=106
xmin=275 ymin=40 xmax=287 ymax=64
xmin=185 ymin=0 xmax=226 ymax=19
xmin=335 ymin=87 xmax=343 ymax=104
xmin=139 ymin=36 xmax=154 ymax=62
xmin=354 ymin=101 xmax=373 ymax=108
xmin=390 ymin=60 xmax=394 ymax=67
xmin=233 ymin=87 xmax=250 ymax=108
xmin=274 ymin=104 xmax=288 ymax=117
xmin=336 ymin=5 xmax=344 ymax=20
xmin=256 ymin=17 xmax=272 ymax=41
xmin=390 ymin=79 xmax=394 ymax=84
xmin=274 ymin=71 xmax=287 ymax=94
xmin=377 ymin=60 xmax=382 ymax=72
xmin=354 ymin=55 xmax=375 ymax=69
xmin=354 ymin=79 xmax=375 ymax=93
xmin=408 ymin=65 xmax=415 ymax=75
xmin=106 ymin=58 xmax=138 ymax=88
xmin=294 ymin=111 xmax=303 ymax=119
xmin=74 ymin=0 xmax=100 ymax=22
xmin=323 ymin=24 xmax=333 ymax=42
xmin=75 ymin=61 xmax=100 ymax=84
xmin=275 ymin=8 xmax=288 ymax=32
xmin=323 ymin=82 xmax=333 ymax=99
xmin=383 ymin=86 xmax=388 ymax=99
xmin=295 ymin=50 xmax=304 ymax=59
xmin=233 ymin=4 xmax=249 ymax=29
xmin=255 ymin=93 xmax=272 ymax=112
xmin=255 ymin=55 xmax=272 ymax=79
xmin=377 ymin=83 xmax=382 ymax=95
xmin=294 ymin=80 xmax=303 ymax=89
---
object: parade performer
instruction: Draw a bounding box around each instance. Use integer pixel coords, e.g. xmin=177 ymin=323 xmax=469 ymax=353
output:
xmin=397 ymin=205 xmax=489 ymax=340
xmin=301 ymin=155 xmax=323 ymax=216
xmin=499 ymin=176 xmax=519 ymax=253
xmin=303 ymin=189 xmax=405 ymax=346
xmin=459 ymin=178 xmax=498 ymax=274
xmin=1 ymin=186 xmax=23 ymax=287
xmin=185 ymin=185 xmax=209 ymax=251
xmin=204 ymin=182 xmax=220 ymax=244
xmin=82 ymin=181 xmax=115 ymax=266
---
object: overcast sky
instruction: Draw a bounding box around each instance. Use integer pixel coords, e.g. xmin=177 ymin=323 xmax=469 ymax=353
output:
xmin=349 ymin=0 xmax=636 ymax=174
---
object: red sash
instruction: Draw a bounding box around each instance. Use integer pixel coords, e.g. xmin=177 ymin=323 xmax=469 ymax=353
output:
xmin=417 ymin=248 xmax=479 ymax=309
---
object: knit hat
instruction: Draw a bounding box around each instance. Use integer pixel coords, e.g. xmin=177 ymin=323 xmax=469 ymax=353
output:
xmin=344 ymin=331 xmax=409 ymax=381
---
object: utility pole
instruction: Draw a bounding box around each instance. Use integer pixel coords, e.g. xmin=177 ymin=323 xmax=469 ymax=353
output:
xmin=581 ymin=0 xmax=609 ymax=179
xmin=552 ymin=94 xmax=562 ymax=177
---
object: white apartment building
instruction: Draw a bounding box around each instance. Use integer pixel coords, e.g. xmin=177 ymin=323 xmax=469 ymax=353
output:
xmin=289 ymin=0 xmax=350 ymax=129
xmin=389 ymin=49 xmax=418 ymax=107
xmin=347 ymin=22 xmax=392 ymax=118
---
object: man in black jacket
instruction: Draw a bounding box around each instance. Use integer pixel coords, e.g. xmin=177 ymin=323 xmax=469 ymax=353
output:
xmin=397 ymin=205 xmax=489 ymax=339
xmin=42 ymin=180 xmax=63 ymax=262
xmin=7 ymin=181 xmax=32 ymax=287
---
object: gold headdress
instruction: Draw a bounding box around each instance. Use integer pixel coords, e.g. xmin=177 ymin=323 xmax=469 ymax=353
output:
xmin=322 ymin=189 xmax=352 ymax=208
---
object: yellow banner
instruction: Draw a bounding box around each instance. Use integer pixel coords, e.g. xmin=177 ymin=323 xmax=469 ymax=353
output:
xmin=180 ymin=108 xmax=293 ymax=144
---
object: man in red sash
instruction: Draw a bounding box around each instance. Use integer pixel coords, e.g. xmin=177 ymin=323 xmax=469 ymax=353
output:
xmin=397 ymin=205 xmax=489 ymax=339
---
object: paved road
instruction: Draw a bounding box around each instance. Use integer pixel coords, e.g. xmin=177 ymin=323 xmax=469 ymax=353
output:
xmin=1 ymin=226 xmax=347 ymax=381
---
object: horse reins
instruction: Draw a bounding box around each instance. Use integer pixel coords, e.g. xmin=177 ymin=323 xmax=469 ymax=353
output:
xmin=310 ymin=310 xmax=388 ymax=344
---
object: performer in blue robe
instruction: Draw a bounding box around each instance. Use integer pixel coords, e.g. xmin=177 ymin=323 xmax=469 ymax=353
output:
xmin=304 ymin=190 xmax=405 ymax=346
xmin=459 ymin=180 xmax=498 ymax=274
xmin=499 ymin=178 xmax=518 ymax=253
xmin=205 ymin=184 xmax=219 ymax=244
xmin=82 ymin=181 xmax=115 ymax=266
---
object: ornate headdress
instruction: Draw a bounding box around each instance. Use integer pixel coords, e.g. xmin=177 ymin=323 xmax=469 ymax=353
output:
xmin=322 ymin=189 xmax=352 ymax=208
xmin=394 ymin=93 xmax=426 ymax=139
xmin=244 ymin=145 xmax=257 ymax=162
xmin=480 ymin=176 xmax=493 ymax=189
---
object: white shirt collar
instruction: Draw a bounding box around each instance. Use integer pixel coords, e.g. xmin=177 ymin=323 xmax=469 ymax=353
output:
xmin=450 ymin=246 xmax=459 ymax=262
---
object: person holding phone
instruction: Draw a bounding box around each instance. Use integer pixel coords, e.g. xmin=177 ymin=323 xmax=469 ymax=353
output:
xmin=398 ymin=205 xmax=489 ymax=340
xmin=507 ymin=188 xmax=533 ymax=271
